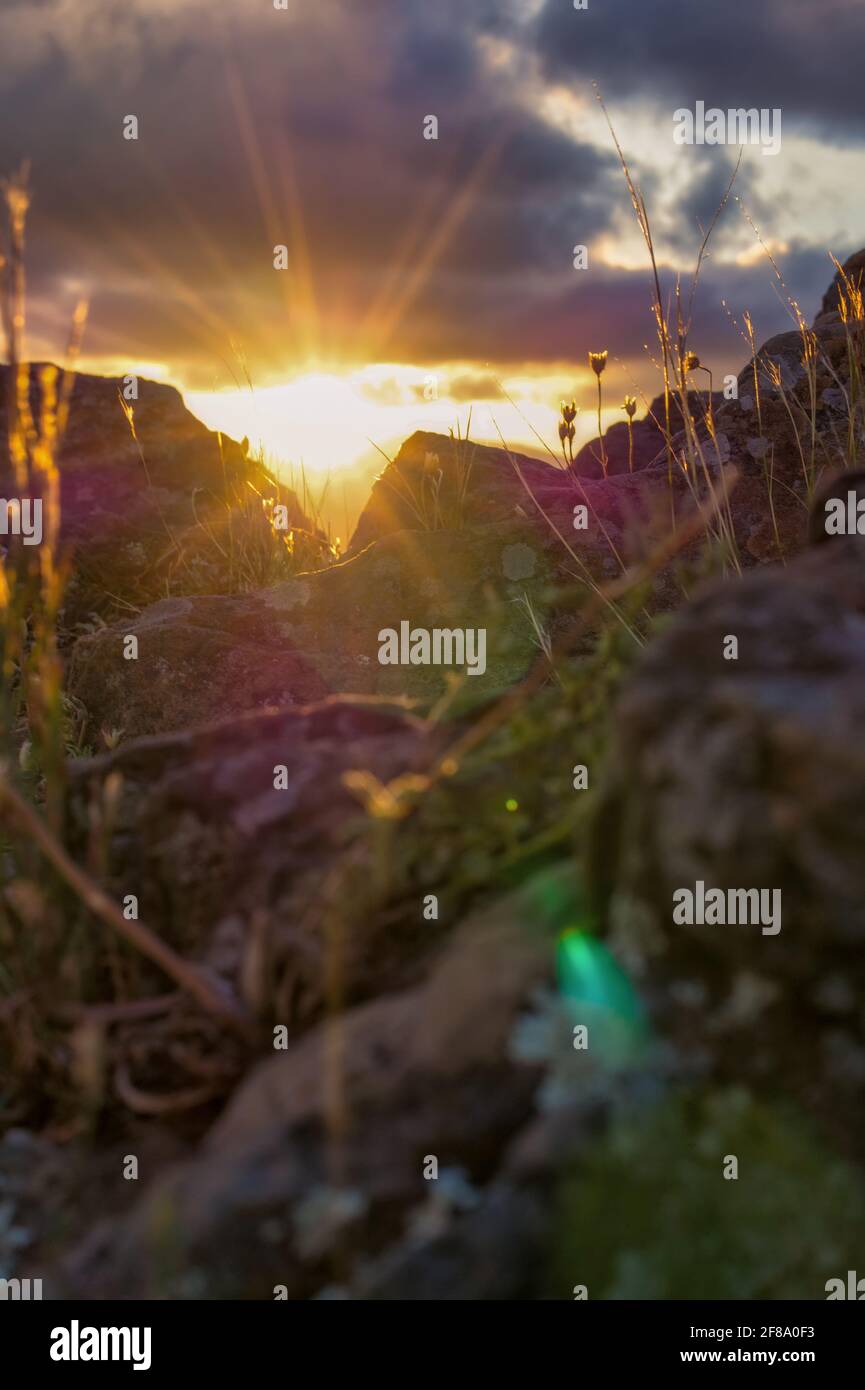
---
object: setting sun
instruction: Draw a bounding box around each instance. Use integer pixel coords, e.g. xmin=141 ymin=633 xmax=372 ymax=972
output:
xmin=182 ymin=360 xmax=622 ymax=526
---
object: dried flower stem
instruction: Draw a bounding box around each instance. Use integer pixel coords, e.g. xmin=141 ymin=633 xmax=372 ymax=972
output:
xmin=0 ymin=771 xmax=249 ymax=1029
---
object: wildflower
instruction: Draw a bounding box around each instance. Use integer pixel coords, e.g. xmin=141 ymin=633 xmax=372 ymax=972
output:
xmin=589 ymin=351 xmax=609 ymax=475
xmin=681 ymin=350 xmax=715 ymax=426
xmin=622 ymin=397 xmax=637 ymax=472
xmin=558 ymin=410 xmax=576 ymax=467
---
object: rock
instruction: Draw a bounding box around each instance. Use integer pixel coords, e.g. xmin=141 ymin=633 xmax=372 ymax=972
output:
xmin=807 ymin=468 xmax=865 ymax=546
xmin=342 ymin=1181 xmax=548 ymax=1300
xmin=572 ymin=390 xmax=723 ymax=479
xmin=48 ymin=866 xmax=577 ymax=1298
xmin=0 ymin=364 xmax=316 ymax=623
xmin=592 ymin=534 xmax=865 ymax=960
xmin=0 ymin=363 xmax=250 ymax=492
xmin=349 ymin=431 xmax=559 ymax=552
xmin=588 ymin=534 xmax=865 ymax=1161
xmin=68 ymin=587 xmax=329 ymax=740
xmin=66 ymin=519 xmax=572 ymax=739
xmin=819 ymin=247 xmax=865 ymax=319
xmin=66 ymin=696 xmax=446 ymax=1032
xmin=348 ymin=429 xmax=660 ymax=554
xmin=639 ymin=317 xmax=865 ymax=563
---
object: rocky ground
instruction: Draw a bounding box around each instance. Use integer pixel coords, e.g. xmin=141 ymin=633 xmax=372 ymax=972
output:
xmin=3 ymin=256 xmax=865 ymax=1299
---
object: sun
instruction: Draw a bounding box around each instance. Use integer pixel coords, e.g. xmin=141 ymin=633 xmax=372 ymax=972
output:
xmin=181 ymin=359 xmax=628 ymax=494
xmin=185 ymin=365 xmax=486 ymax=477
xmin=186 ymin=374 xmax=368 ymax=475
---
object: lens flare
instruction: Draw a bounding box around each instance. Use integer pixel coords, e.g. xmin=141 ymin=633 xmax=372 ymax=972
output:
xmin=556 ymin=927 xmax=648 ymax=1064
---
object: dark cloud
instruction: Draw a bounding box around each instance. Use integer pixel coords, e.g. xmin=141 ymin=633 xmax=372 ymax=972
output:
xmin=387 ymin=21 xmax=482 ymax=103
xmin=534 ymin=0 xmax=865 ymax=145
xmin=657 ymin=147 xmax=779 ymax=257
xmin=0 ymin=0 xmax=626 ymax=377
xmin=385 ymin=244 xmax=838 ymax=372
xmin=0 ymin=0 xmax=857 ymax=385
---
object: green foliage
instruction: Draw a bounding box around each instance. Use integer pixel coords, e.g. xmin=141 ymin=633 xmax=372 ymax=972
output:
xmin=549 ymin=1087 xmax=865 ymax=1299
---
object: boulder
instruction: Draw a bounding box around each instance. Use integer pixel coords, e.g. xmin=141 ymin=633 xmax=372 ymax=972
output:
xmin=589 ymin=525 xmax=865 ymax=1178
xmin=818 ymin=246 xmax=865 ymax=320
xmin=0 ymin=364 xmax=316 ymax=623
xmin=48 ymin=867 xmax=576 ymax=1298
xmin=591 ymin=532 xmax=865 ymax=960
xmin=588 ymin=532 xmax=865 ymax=1162
xmin=348 ymin=428 xmax=657 ymax=555
xmin=572 ymin=390 xmax=724 ymax=479
xmin=638 ymin=314 xmax=865 ymax=562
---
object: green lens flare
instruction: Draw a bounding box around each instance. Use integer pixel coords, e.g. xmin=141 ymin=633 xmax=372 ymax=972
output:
xmin=556 ymin=927 xmax=649 ymax=1067
xmin=556 ymin=927 xmax=643 ymax=1023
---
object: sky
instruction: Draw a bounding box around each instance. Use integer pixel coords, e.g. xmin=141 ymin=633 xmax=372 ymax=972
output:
xmin=2 ymin=0 xmax=864 ymax=525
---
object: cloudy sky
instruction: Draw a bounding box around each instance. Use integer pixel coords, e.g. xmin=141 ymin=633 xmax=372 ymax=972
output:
xmin=2 ymin=0 xmax=864 ymax=502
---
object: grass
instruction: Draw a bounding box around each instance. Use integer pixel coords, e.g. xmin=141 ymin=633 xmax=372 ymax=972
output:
xmin=73 ymin=429 xmax=344 ymax=625
xmin=370 ymin=413 xmax=477 ymax=533
xmin=0 ymin=172 xmax=331 ymax=1127
xmin=582 ymin=92 xmax=865 ymax=580
xmin=0 ymin=183 xmax=69 ymax=820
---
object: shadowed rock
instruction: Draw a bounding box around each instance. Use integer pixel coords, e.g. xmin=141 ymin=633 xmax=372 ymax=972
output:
xmin=348 ymin=429 xmax=657 ymax=555
xmin=49 ymin=868 xmax=575 ymax=1299
xmin=572 ymin=390 xmax=724 ymax=480
xmin=591 ymin=534 xmax=865 ymax=970
xmin=639 ymin=315 xmax=863 ymax=562
xmin=586 ymin=530 xmax=865 ymax=1176
xmin=66 ymin=696 xmax=445 ymax=1030
xmin=0 ymin=364 xmax=314 ymax=622
xmin=818 ymin=247 xmax=865 ymax=320
xmin=807 ymin=468 xmax=865 ymax=545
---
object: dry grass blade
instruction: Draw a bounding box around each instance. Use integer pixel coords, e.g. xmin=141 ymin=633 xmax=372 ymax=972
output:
xmin=426 ymin=465 xmax=740 ymax=790
xmin=114 ymin=1062 xmax=224 ymax=1115
xmin=0 ymin=770 xmax=250 ymax=1029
